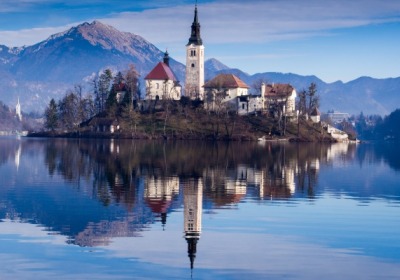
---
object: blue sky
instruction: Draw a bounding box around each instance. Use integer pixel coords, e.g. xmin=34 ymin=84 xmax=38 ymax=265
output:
xmin=0 ymin=0 xmax=399 ymax=82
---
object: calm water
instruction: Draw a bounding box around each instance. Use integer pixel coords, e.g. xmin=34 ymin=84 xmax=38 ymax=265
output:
xmin=0 ymin=137 xmax=399 ymax=280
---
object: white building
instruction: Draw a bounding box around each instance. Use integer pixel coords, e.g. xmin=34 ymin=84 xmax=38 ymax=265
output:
xmin=145 ymin=51 xmax=182 ymax=101
xmin=262 ymin=83 xmax=297 ymax=116
xmin=203 ymin=73 xmax=250 ymax=112
xmin=327 ymin=111 xmax=350 ymax=124
xmin=185 ymin=5 xmax=205 ymax=100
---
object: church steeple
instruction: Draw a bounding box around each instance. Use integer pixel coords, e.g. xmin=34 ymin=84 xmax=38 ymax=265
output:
xmin=163 ymin=50 xmax=170 ymax=66
xmin=186 ymin=235 xmax=199 ymax=270
xmin=185 ymin=3 xmax=204 ymax=99
xmin=187 ymin=4 xmax=202 ymax=46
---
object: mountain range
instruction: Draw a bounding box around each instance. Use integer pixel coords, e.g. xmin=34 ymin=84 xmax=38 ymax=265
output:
xmin=0 ymin=21 xmax=399 ymax=115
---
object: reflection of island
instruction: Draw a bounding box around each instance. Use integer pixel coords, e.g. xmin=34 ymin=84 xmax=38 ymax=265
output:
xmin=2 ymin=138 xmax=399 ymax=250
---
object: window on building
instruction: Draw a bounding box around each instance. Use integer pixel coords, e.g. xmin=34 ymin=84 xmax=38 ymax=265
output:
xmin=191 ymin=63 xmax=195 ymax=68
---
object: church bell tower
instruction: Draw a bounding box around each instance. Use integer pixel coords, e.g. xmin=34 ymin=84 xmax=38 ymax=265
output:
xmin=185 ymin=4 xmax=205 ymax=100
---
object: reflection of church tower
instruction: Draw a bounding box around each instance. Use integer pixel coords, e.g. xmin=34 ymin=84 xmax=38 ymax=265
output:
xmin=15 ymin=143 xmax=22 ymax=171
xmin=185 ymin=4 xmax=205 ymax=100
xmin=183 ymin=179 xmax=203 ymax=271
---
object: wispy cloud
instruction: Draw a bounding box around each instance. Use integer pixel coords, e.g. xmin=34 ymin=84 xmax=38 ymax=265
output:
xmin=103 ymin=0 xmax=400 ymax=45
xmin=0 ymin=25 xmax=78 ymax=47
xmin=1 ymin=0 xmax=399 ymax=47
xmin=0 ymin=0 xmax=399 ymax=81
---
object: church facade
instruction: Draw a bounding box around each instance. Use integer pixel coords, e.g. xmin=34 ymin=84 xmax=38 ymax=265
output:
xmin=145 ymin=51 xmax=182 ymax=101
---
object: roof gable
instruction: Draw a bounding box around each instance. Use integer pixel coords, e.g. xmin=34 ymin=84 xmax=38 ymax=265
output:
xmin=311 ymin=107 xmax=321 ymax=116
xmin=264 ymin=83 xmax=294 ymax=97
xmin=204 ymin=74 xmax=249 ymax=89
xmin=113 ymin=82 xmax=127 ymax=92
xmin=145 ymin=62 xmax=178 ymax=81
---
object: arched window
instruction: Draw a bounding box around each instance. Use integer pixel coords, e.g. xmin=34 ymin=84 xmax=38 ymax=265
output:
xmin=191 ymin=63 xmax=195 ymax=68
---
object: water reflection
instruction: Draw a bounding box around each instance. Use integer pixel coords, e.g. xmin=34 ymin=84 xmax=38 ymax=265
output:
xmin=1 ymin=137 xmax=400 ymax=275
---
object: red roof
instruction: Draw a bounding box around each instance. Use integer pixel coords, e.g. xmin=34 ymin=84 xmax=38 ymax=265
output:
xmin=204 ymin=74 xmax=250 ymax=89
xmin=145 ymin=198 xmax=172 ymax=214
xmin=145 ymin=62 xmax=178 ymax=81
xmin=311 ymin=107 xmax=321 ymax=116
xmin=264 ymin=84 xmax=294 ymax=98
xmin=113 ymin=82 xmax=127 ymax=92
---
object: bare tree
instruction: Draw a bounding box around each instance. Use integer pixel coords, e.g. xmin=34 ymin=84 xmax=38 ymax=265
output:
xmin=297 ymin=82 xmax=320 ymax=116
xmin=125 ymin=64 xmax=140 ymax=102
xmin=251 ymin=77 xmax=268 ymax=95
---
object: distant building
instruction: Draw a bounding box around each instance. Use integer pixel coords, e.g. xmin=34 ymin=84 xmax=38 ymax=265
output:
xmin=327 ymin=111 xmax=350 ymax=124
xmin=145 ymin=51 xmax=182 ymax=101
xmin=185 ymin=5 xmax=205 ymax=100
xmin=203 ymin=73 xmax=250 ymax=111
xmin=262 ymin=83 xmax=297 ymax=116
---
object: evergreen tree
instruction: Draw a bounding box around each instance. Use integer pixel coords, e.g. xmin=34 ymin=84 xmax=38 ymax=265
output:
xmin=98 ymin=69 xmax=113 ymax=112
xmin=44 ymin=99 xmax=58 ymax=131
xmin=114 ymin=71 xmax=124 ymax=84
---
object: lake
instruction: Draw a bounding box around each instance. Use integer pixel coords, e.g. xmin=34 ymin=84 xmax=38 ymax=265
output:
xmin=0 ymin=137 xmax=399 ymax=279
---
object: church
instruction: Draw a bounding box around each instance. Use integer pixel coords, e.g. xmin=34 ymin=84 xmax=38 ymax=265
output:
xmin=145 ymin=4 xmax=204 ymax=102
xmin=144 ymin=4 xmax=296 ymax=117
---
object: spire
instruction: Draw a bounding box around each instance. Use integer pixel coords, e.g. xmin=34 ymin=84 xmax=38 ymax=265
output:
xmin=186 ymin=236 xmax=199 ymax=270
xmin=161 ymin=212 xmax=167 ymax=230
xmin=187 ymin=4 xmax=203 ymax=46
xmin=163 ymin=50 xmax=170 ymax=66
xmin=16 ymin=97 xmax=22 ymax=121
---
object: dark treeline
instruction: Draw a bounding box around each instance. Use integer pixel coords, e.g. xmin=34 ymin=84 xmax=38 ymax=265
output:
xmin=44 ymin=65 xmax=140 ymax=132
xmin=351 ymin=109 xmax=400 ymax=141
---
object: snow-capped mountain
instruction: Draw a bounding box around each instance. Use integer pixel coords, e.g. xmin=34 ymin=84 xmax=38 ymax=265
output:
xmin=11 ymin=21 xmax=184 ymax=83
